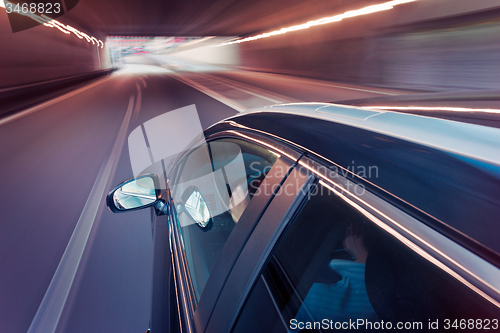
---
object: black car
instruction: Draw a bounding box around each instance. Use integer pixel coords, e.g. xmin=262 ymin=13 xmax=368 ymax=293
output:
xmin=107 ymin=103 xmax=500 ymax=332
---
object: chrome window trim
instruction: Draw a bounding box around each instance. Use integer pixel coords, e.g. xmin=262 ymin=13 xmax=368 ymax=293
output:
xmin=298 ymin=156 xmax=500 ymax=308
xmin=166 ymin=129 xmax=301 ymax=183
xmin=205 ymin=130 xmax=302 ymax=162
xmin=169 ymin=204 xmax=196 ymax=333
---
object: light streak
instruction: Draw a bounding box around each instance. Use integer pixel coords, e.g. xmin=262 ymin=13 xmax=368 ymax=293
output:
xmin=0 ymin=0 xmax=104 ymax=48
xmin=217 ymin=0 xmax=417 ymax=46
xmin=363 ymin=106 xmax=500 ymax=114
xmin=227 ymin=130 xmax=286 ymax=159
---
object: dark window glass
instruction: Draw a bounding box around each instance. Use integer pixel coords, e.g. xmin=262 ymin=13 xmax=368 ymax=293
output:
xmin=234 ymin=182 xmax=499 ymax=332
xmin=171 ymin=138 xmax=278 ymax=302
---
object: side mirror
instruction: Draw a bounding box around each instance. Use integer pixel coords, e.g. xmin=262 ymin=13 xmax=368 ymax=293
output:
xmin=107 ymin=174 xmax=160 ymax=213
xmin=180 ymin=186 xmax=213 ymax=230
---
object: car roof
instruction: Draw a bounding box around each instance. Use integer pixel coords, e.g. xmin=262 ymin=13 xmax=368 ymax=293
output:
xmin=334 ymin=90 xmax=500 ymax=129
xmin=206 ymin=103 xmax=500 ymax=265
xmin=248 ymin=103 xmax=500 ymax=167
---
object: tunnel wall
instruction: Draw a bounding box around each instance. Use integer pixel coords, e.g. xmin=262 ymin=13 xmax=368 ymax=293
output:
xmin=168 ymin=43 xmax=239 ymax=67
xmin=237 ymin=19 xmax=500 ymax=91
xmin=231 ymin=0 xmax=500 ymax=91
xmin=0 ymin=10 xmax=109 ymax=89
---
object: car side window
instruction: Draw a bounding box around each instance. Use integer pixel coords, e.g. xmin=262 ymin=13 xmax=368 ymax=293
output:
xmin=170 ymin=138 xmax=278 ymax=302
xmin=233 ymin=181 xmax=499 ymax=332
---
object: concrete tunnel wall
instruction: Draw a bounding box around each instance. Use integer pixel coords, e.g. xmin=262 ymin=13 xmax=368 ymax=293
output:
xmin=235 ymin=20 xmax=500 ymax=92
xmin=0 ymin=9 xmax=110 ymax=89
xmin=211 ymin=0 xmax=500 ymax=91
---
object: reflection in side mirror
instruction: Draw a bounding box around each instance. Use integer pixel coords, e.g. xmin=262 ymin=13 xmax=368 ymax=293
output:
xmin=107 ymin=174 xmax=160 ymax=213
xmin=182 ymin=187 xmax=212 ymax=230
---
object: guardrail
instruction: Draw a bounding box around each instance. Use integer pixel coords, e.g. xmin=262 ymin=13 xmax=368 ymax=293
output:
xmin=0 ymin=68 xmax=117 ymax=119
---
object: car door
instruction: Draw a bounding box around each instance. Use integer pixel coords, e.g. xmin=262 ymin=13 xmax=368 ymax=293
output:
xmin=209 ymin=156 xmax=500 ymax=333
xmin=167 ymin=130 xmax=302 ymax=333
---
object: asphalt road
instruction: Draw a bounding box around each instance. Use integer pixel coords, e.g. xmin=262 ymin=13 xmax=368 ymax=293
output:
xmin=0 ymin=65 xmax=404 ymax=333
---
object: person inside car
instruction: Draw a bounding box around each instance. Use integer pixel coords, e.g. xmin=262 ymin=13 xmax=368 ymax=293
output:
xmin=294 ymin=220 xmax=378 ymax=323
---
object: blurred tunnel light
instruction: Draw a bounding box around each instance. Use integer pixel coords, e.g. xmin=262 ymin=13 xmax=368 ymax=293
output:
xmin=363 ymin=106 xmax=500 ymax=114
xmin=217 ymin=0 xmax=417 ymax=46
xmin=120 ymin=64 xmax=172 ymax=74
xmin=0 ymin=0 xmax=104 ymax=48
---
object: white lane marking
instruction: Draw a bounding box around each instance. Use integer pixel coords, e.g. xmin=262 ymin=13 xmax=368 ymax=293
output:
xmin=240 ymin=70 xmax=399 ymax=95
xmin=171 ymin=74 xmax=246 ymax=112
xmin=0 ymin=75 xmax=113 ymax=127
xmin=27 ymin=95 xmax=136 ymax=333
xmin=202 ymin=73 xmax=292 ymax=104
xmin=133 ymin=83 xmax=142 ymax=121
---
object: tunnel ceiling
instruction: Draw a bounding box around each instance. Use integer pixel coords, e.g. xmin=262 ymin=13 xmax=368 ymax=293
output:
xmin=63 ymin=0 xmax=375 ymax=37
